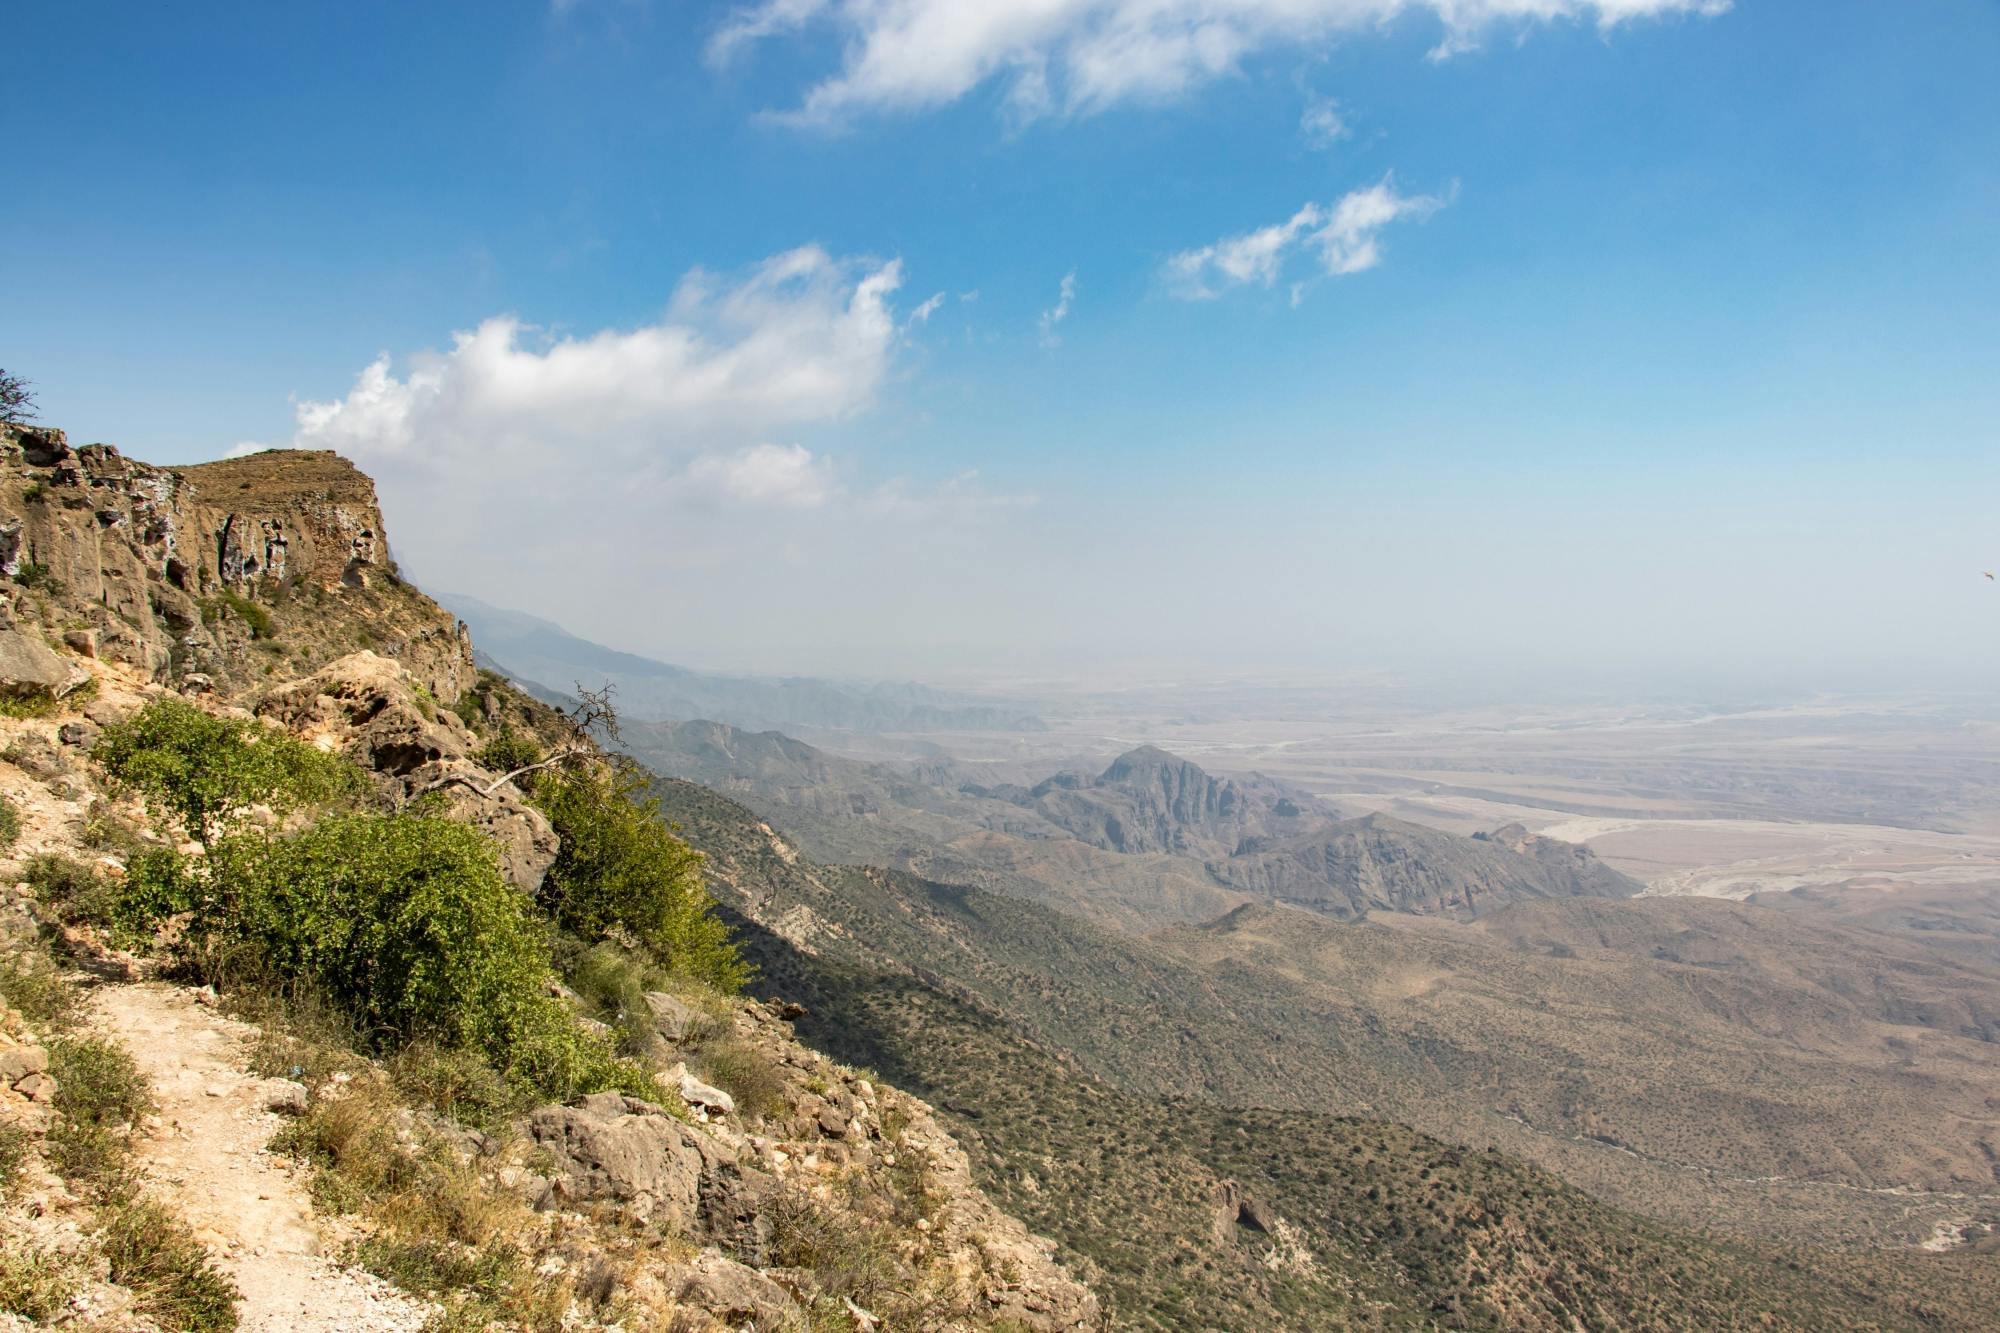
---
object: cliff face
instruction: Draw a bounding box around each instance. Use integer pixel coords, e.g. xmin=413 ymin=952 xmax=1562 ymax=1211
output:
xmin=0 ymin=423 xmax=472 ymax=700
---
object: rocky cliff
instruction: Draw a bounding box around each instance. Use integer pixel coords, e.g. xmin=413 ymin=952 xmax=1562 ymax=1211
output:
xmin=0 ymin=423 xmax=471 ymax=700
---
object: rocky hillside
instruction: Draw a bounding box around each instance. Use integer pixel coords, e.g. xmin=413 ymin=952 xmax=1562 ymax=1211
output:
xmin=1214 ymin=812 xmax=1639 ymax=918
xmin=645 ymin=776 xmax=2000 ymax=1329
xmin=0 ymin=423 xmax=1096 ymax=1331
xmin=979 ymin=745 xmax=1323 ymax=857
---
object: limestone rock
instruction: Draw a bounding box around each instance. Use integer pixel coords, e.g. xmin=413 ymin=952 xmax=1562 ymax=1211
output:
xmin=258 ymin=652 xmax=557 ymax=890
xmin=673 ymin=1249 xmax=796 ymax=1326
xmin=0 ymin=625 xmax=86 ymax=698
xmin=642 ymin=990 xmax=701 ymax=1042
xmin=528 ymin=1092 xmax=773 ymax=1259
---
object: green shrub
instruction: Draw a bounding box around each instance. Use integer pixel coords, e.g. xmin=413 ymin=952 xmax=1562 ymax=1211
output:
xmin=46 ymin=1034 xmax=150 ymax=1189
xmin=0 ymin=1237 xmax=77 ymax=1322
xmin=473 ymin=727 xmax=541 ymax=776
xmin=10 ymin=561 xmax=61 ymax=594
xmin=95 ymin=698 xmax=360 ymax=848
xmin=24 ymin=853 xmax=120 ymax=927
xmin=534 ymin=766 xmax=747 ymax=993
xmin=0 ymin=689 xmax=60 ymax=720
xmin=201 ymin=590 xmax=273 ymax=640
xmin=98 ymin=1195 xmax=240 ymax=1331
xmin=0 ymin=948 xmax=81 ymax=1031
xmin=224 ymin=812 xmax=648 ymax=1101
xmin=0 ymin=794 xmax=18 ymax=852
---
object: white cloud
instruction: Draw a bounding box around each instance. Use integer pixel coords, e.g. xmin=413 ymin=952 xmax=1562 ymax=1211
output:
xmin=1167 ymin=179 xmax=1445 ymax=300
xmin=286 ymin=245 xmax=900 ymax=484
xmin=709 ymin=0 xmax=1728 ymax=125
xmin=907 ymin=291 xmax=947 ymax=327
xmin=1300 ymin=93 xmax=1348 ymax=148
xmin=1039 ymin=270 xmax=1077 ymax=346
xmin=682 ymin=443 xmax=835 ymax=507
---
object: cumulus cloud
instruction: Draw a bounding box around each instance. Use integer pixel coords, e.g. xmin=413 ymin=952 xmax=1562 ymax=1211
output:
xmin=1300 ymin=94 xmax=1349 ymax=148
xmin=285 ymin=245 xmax=900 ymax=488
xmin=1167 ymin=179 xmax=1445 ymax=300
xmin=708 ymin=0 xmax=1728 ymax=125
xmin=1039 ymin=270 xmax=1077 ymax=346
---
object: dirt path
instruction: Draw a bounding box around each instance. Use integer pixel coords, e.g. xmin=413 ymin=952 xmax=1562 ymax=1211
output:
xmin=91 ymin=982 xmax=434 ymax=1333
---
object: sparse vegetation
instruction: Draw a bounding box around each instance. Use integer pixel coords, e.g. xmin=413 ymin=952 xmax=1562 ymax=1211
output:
xmin=9 ymin=561 xmax=62 ymax=595
xmin=200 ymin=589 xmax=274 ymax=640
xmin=0 ymin=794 xmax=19 ymax=852
xmin=97 ymin=1195 xmax=241 ymax=1331
xmin=0 ymin=1237 xmax=76 ymax=1321
xmin=0 ymin=369 xmax=34 ymax=425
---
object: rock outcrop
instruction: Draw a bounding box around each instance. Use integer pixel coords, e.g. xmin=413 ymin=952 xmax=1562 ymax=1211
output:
xmin=0 ymin=423 xmax=472 ymax=699
xmin=256 ymin=651 xmax=557 ymax=890
xmin=1215 ymin=812 xmax=1641 ymax=919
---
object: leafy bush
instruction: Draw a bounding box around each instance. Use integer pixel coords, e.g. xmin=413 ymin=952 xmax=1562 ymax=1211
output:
xmin=223 ymin=812 xmax=648 ymax=1101
xmin=95 ymin=698 xmax=360 ymax=848
xmin=0 ymin=794 xmax=19 ymax=853
xmin=533 ymin=765 xmax=747 ymax=992
xmin=473 ymin=727 xmax=540 ymax=776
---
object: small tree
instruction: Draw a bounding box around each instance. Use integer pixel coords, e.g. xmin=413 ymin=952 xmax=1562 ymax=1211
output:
xmin=533 ymin=762 xmax=748 ymax=993
xmin=0 ymin=370 xmax=35 ymax=425
xmin=95 ymin=697 xmax=362 ymax=850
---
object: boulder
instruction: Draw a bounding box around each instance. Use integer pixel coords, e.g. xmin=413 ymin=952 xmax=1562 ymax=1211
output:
xmin=0 ymin=626 xmax=86 ymax=699
xmin=674 ymin=1249 xmax=795 ymax=1327
xmin=642 ymin=990 xmax=702 ymax=1043
xmin=675 ymin=1064 xmax=735 ymax=1119
xmin=528 ymin=1093 xmax=774 ymax=1259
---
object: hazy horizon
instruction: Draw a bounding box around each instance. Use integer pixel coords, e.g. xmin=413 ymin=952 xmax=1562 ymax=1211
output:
xmin=10 ymin=1 xmax=1999 ymax=688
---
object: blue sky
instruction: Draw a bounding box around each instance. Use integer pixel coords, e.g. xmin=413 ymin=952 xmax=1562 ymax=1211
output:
xmin=6 ymin=1 xmax=1999 ymax=686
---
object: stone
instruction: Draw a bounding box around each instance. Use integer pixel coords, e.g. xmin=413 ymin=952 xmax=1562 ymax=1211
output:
xmin=642 ymin=990 xmax=701 ymax=1043
xmin=0 ymin=1043 xmax=48 ymax=1082
xmin=263 ymin=1080 xmax=309 ymax=1116
xmin=676 ymin=1065 xmax=735 ymax=1118
xmin=180 ymin=673 xmax=216 ymax=695
xmin=817 ymin=1106 xmax=850 ymax=1138
xmin=62 ymin=628 xmax=98 ymax=658
xmin=14 ymin=1071 xmax=55 ymax=1103
xmin=529 ymin=1093 xmax=773 ymax=1260
xmin=675 ymin=1249 xmax=795 ymax=1325
xmin=57 ymin=721 xmax=99 ymax=749
xmin=0 ymin=627 xmax=86 ymax=699
xmin=777 ymin=1000 xmax=809 ymax=1021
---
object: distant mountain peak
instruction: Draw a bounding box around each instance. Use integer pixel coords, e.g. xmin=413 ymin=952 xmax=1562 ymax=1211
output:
xmin=1100 ymin=744 xmax=1193 ymax=779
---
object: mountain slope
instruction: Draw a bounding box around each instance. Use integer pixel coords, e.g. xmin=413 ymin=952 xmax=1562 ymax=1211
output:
xmin=440 ymin=592 xmax=1044 ymax=734
xmin=1215 ymin=812 xmax=1640 ymax=919
xmin=992 ymin=744 xmax=1326 ymax=857
xmin=650 ymin=776 xmax=2000 ymax=1329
